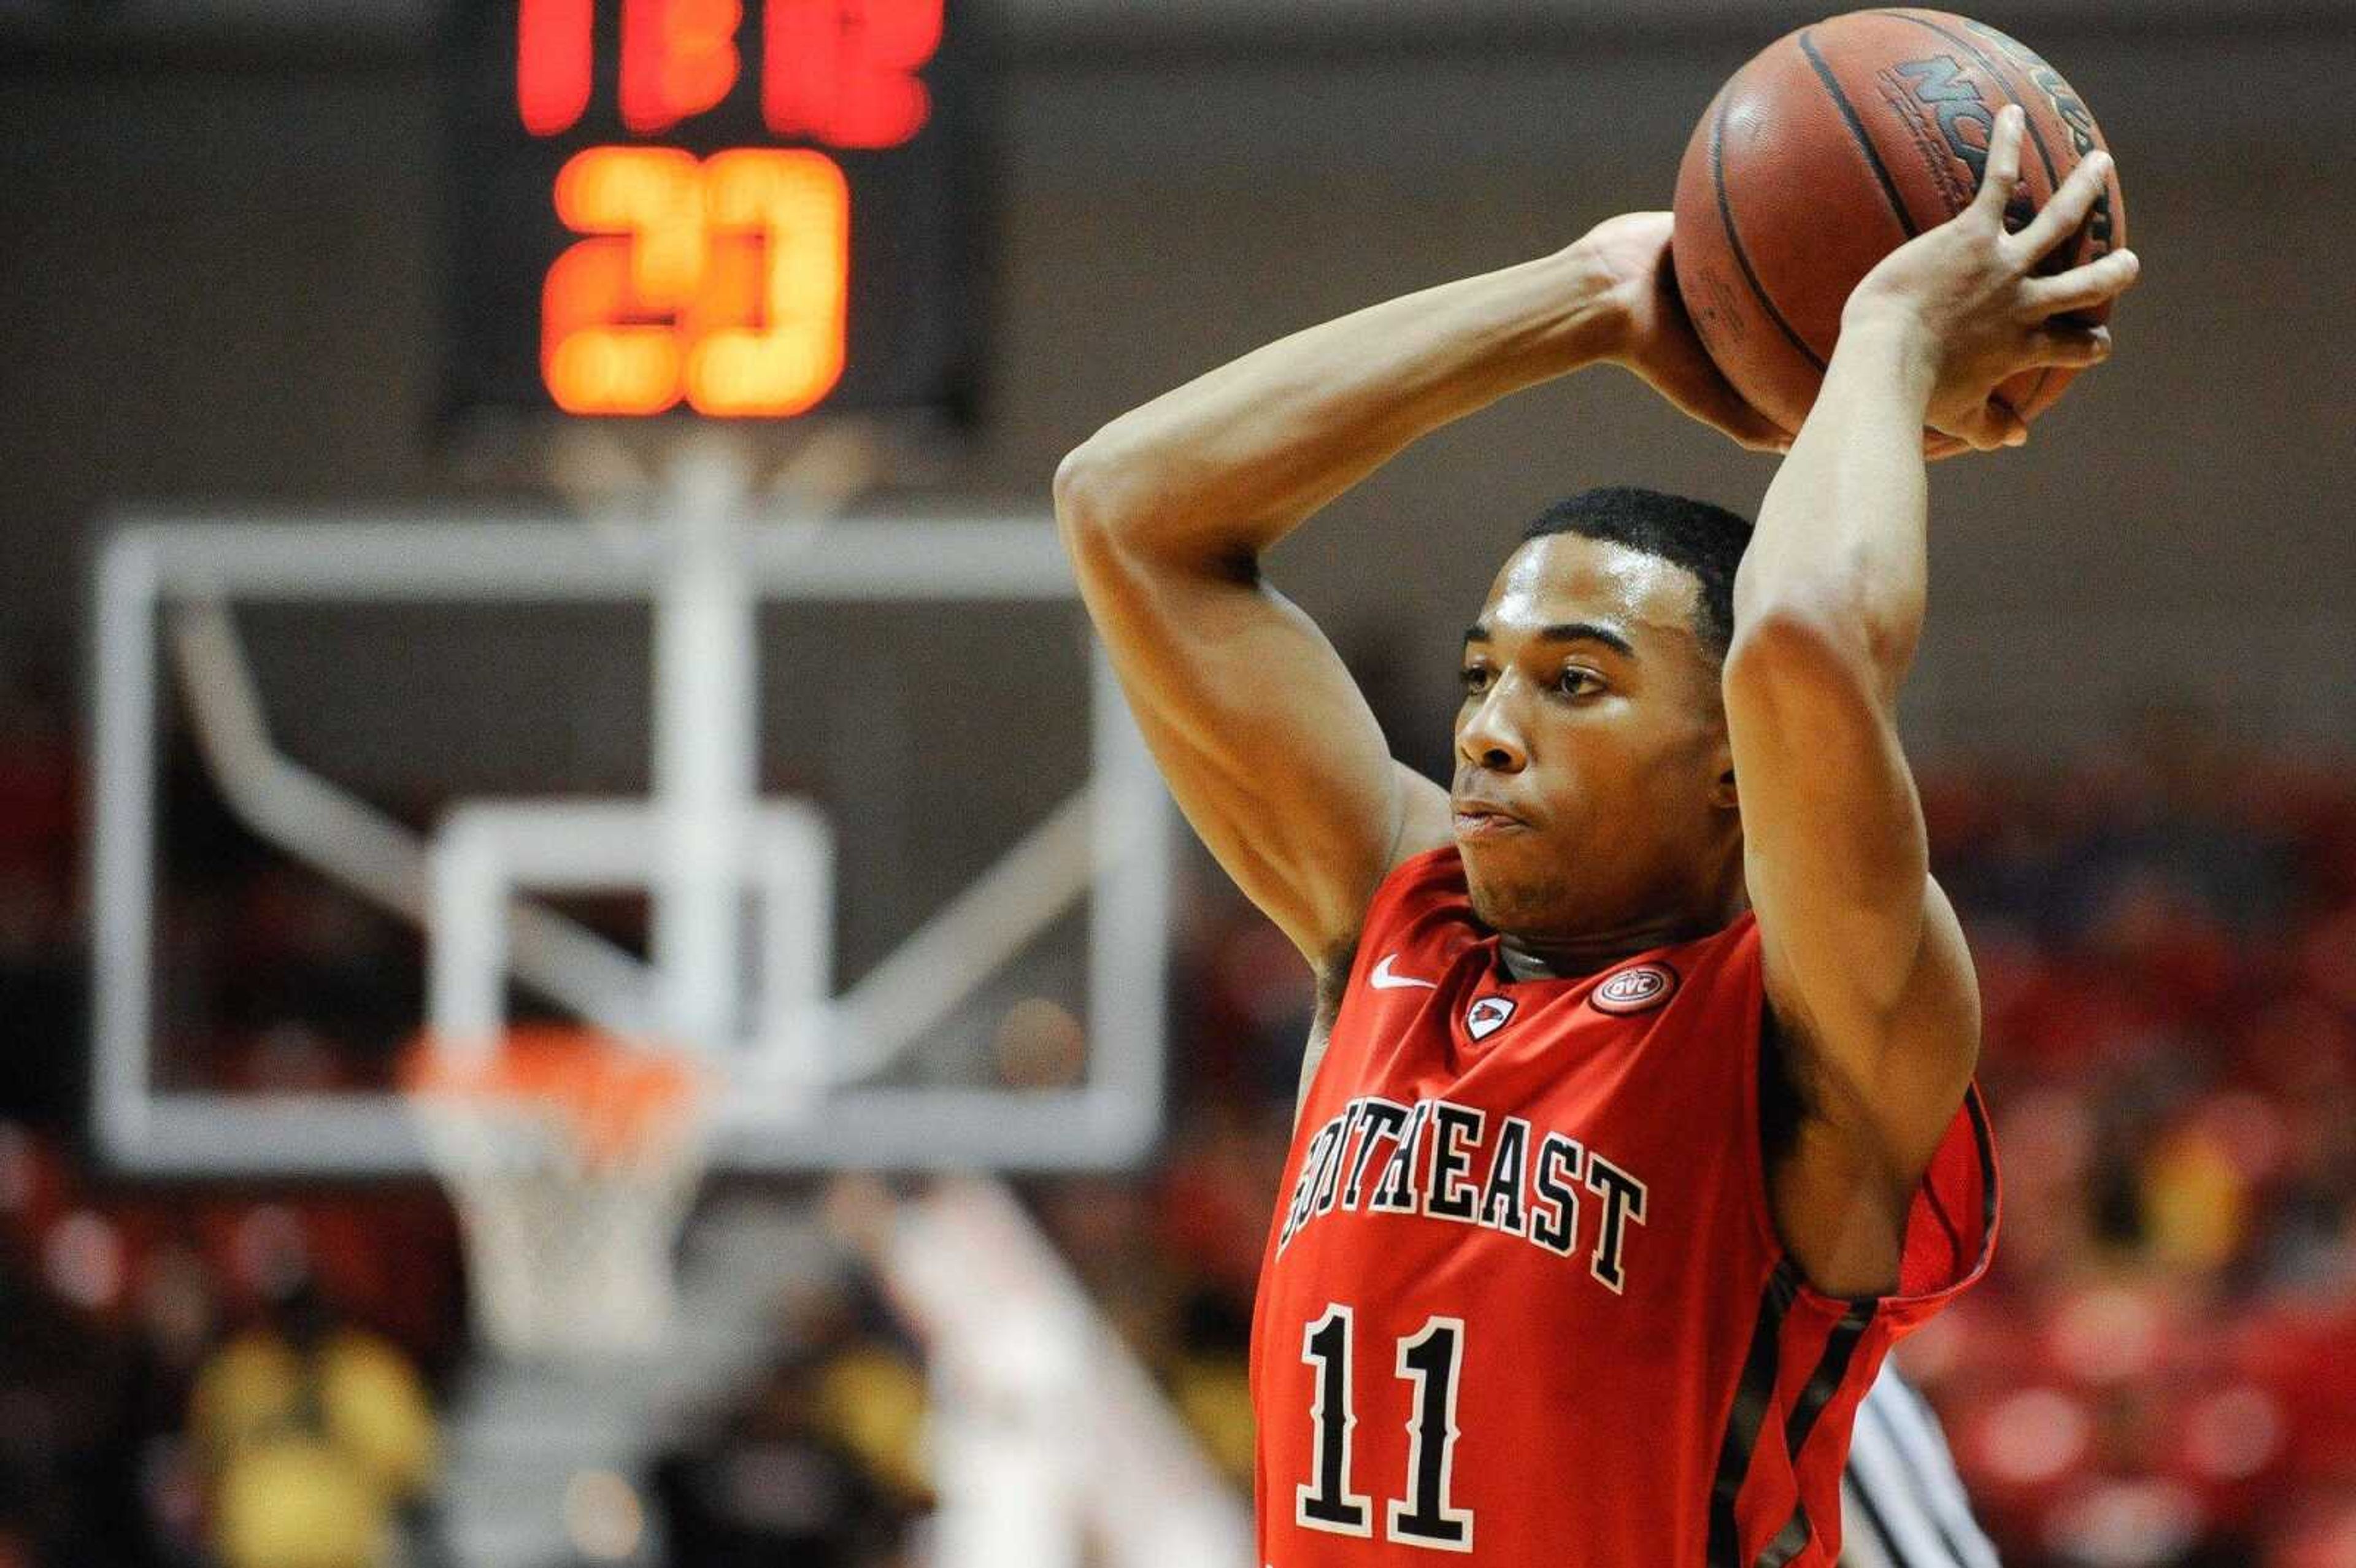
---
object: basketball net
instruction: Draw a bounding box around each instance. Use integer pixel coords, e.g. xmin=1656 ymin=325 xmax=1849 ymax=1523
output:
xmin=401 ymin=1026 xmax=709 ymax=1360
xmin=402 ymin=428 xmax=876 ymax=1359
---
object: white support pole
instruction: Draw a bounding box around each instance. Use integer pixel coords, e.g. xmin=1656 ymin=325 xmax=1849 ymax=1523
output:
xmin=652 ymin=434 xmax=760 ymax=1055
xmin=91 ymin=535 xmax=161 ymax=1154
xmin=858 ymin=1178 xmax=1253 ymax=1568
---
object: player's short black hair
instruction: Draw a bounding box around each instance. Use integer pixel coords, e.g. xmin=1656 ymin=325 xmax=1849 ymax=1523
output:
xmin=1520 ymin=486 xmax=1753 ymax=658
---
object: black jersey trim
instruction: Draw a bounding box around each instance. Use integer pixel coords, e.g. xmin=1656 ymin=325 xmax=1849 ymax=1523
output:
xmin=1752 ymin=1297 xmax=1877 ymax=1566
xmin=1790 ymin=1299 xmax=1877 ymax=1456
xmin=1705 ymin=1261 xmax=1798 ymax=1565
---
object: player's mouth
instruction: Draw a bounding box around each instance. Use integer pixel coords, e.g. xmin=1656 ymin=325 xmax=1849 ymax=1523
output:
xmin=1452 ymin=799 xmax=1530 ymax=839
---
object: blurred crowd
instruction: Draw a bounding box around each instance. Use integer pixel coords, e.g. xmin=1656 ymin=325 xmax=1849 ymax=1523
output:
xmin=3 ymin=658 xmax=2354 ymax=1566
xmin=0 ymin=1125 xmax=459 ymax=1567
xmin=646 ymin=1276 xmax=930 ymax=1568
xmin=1903 ymin=712 xmax=2356 ymax=1567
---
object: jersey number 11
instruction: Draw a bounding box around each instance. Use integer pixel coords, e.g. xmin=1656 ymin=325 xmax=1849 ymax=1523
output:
xmin=1298 ymin=1304 xmax=1475 ymax=1552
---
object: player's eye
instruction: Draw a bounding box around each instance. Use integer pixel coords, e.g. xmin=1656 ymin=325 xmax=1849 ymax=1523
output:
xmin=1557 ymin=667 xmax=1603 ymax=698
xmin=1458 ymin=664 xmax=1493 ymax=697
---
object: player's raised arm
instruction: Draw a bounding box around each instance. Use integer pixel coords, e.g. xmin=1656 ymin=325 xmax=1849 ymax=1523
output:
xmin=1722 ymin=106 xmax=2138 ymax=1289
xmin=1057 ymin=217 xmax=1785 ymax=966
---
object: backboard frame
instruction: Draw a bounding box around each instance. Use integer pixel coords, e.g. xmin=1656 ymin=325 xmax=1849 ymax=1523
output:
xmin=90 ymin=513 xmax=1172 ymax=1177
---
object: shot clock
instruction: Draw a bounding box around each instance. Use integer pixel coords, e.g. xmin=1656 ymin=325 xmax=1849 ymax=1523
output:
xmin=445 ymin=0 xmax=981 ymax=423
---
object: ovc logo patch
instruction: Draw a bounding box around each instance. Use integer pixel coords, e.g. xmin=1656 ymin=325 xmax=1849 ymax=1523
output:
xmin=1591 ymin=963 xmax=1679 ymax=1016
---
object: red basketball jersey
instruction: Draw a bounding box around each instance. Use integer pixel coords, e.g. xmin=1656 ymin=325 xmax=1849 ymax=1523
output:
xmin=1250 ymin=848 xmax=1996 ymax=1566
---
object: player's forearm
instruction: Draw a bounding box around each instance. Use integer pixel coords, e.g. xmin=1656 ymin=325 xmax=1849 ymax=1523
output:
xmin=1731 ymin=317 xmax=1938 ymax=696
xmin=1054 ymin=246 xmax=1622 ymax=565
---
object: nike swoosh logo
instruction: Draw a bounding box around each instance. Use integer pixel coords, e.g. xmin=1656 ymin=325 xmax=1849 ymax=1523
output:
xmin=1370 ymin=953 xmax=1438 ymax=990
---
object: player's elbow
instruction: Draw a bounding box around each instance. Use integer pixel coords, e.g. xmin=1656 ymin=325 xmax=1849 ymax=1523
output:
xmin=1053 ymin=437 xmax=1120 ymax=552
xmin=1055 ymin=408 xmax=1176 ymax=531
xmin=1055 ymin=431 xmax=1257 ymax=585
xmin=1726 ymin=593 xmax=1917 ymax=706
xmin=1055 ymin=429 xmax=1166 ymax=567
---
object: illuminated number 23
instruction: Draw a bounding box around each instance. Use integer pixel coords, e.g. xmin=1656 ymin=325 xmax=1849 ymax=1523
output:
xmin=542 ymin=145 xmax=850 ymax=418
xmin=1298 ymin=1305 xmax=1475 ymax=1552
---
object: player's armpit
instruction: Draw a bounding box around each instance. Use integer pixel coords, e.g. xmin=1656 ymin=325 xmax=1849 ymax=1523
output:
xmin=1759 ymin=886 xmax=1981 ymax=1296
xmin=1056 ymin=488 xmax=1450 ymax=964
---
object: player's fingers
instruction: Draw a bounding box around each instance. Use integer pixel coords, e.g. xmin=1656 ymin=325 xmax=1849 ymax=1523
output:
xmin=1923 ymin=431 xmax=1972 ymax=462
xmin=1629 ymin=315 xmax=1795 ymax=452
xmin=1971 ymin=106 xmax=2027 ymax=222
xmin=1946 ymin=394 xmax=2027 ymax=453
xmin=2026 ymin=323 xmax=2112 ymax=369
xmin=1654 ymin=350 xmax=1793 ymax=448
xmin=2012 ymin=148 xmax=2115 ymax=262
xmin=1692 ymin=391 xmax=1793 ymax=453
xmin=1988 ymin=394 xmax=2030 ymax=448
xmin=2017 ymin=248 xmax=2141 ymax=319
xmin=1634 ymin=369 xmax=1790 ymax=453
xmin=1735 ymin=407 xmax=1796 ymax=454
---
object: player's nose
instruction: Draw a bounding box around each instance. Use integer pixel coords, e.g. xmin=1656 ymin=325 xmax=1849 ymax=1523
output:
xmin=1455 ymin=688 xmax=1528 ymax=774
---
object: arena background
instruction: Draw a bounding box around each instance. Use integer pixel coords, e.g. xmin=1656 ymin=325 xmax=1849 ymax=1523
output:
xmin=2 ymin=1 xmax=2354 ymax=1564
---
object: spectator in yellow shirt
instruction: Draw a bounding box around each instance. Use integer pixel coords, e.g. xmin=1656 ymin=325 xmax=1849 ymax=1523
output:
xmin=189 ymin=1277 xmax=438 ymax=1568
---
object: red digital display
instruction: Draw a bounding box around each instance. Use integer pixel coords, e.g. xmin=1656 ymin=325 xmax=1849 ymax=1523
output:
xmin=618 ymin=0 xmax=745 ymax=134
xmin=518 ymin=0 xmax=941 ymax=143
xmin=761 ymin=0 xmax=943 ymax=148
xmin=450 ymin=0 xmax=969 ymax=423
xmin=517 ymin=0 xmax=596 ymax=135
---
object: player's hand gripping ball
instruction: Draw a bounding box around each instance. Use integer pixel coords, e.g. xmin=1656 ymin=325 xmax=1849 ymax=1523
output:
xmin=1671 ymin=9 xmax=2130 ymax=449
xmin=1846 ymin=106 xmax=2138 ymax=450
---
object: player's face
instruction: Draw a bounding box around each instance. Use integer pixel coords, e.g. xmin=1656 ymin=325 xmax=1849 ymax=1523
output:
xmin=1452 ymin=534 xmax=1739 ymax=940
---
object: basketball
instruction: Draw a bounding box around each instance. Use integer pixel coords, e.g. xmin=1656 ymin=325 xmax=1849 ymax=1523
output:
xmin=1671 ymin=9 xmax=2127 ymax=438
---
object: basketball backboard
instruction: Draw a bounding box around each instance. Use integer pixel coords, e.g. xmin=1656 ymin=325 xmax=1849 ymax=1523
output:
xmin=90 ymin=503 xmax=1172 ymax=1177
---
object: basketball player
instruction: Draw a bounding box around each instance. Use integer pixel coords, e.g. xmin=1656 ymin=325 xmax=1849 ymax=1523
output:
xmin=1057 ymin=104 xmax=2134 ymax=1563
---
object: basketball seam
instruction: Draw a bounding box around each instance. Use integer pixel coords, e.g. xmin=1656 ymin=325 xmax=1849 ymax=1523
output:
xmin=1796 ymin=29 xmax=1919 ymax=242
xmin=1709 ymin=86 xmax=1827 ymax=374
xmin=1871 ymin=9 xmax=2075 ymax=410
